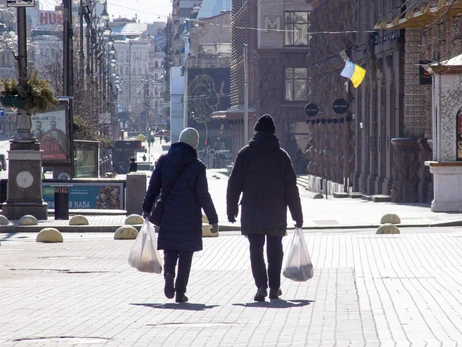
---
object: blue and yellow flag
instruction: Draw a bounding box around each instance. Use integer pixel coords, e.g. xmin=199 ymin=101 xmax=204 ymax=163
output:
xmin=341 ymin=60 xmax=366 ymax=88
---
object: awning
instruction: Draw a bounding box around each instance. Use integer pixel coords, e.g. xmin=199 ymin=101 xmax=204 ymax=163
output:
xmin=374 ymin=1 xmax=462 ymax=30
xmin=211 ymin=106 xmax=256 ymax=120
xmin=426 ymin=53 xmax=462 ymax=74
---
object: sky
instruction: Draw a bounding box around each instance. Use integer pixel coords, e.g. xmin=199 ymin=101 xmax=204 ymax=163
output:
xmin=36 ymin=0 xmax=171 ymax=24
xmin=106 ymin=0 xmax=171 ymax=23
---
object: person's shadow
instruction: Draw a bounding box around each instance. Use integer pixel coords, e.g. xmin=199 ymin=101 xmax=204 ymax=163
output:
xmin=233 ymin=299 xmax=313 ymax=308
xmin=131 ymin=302 xmax=219 ymax=311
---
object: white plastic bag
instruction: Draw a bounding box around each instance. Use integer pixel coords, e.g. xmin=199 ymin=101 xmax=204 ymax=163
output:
xmin=283 ymin=227 xmax=313 ymax=282
xmin=128 ymin=218 xmax=162 ymax=274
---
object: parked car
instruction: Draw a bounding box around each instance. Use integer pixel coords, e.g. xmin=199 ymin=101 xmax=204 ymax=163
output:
xmin=0 ymin=154 xmax=6 ymax=171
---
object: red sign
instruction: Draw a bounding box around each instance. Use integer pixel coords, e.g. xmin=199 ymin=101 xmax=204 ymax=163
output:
xmin=40 ymin=11 xmax=63 ymax=26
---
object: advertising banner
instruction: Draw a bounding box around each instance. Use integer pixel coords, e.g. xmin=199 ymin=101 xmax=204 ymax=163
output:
xmin=31 ymin=103 xmax=70 ymax=163
xmin=43 ymin=183 xmax=124 ymax=210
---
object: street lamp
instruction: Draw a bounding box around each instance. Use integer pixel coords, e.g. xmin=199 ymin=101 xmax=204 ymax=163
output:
xmin=191 ymin=111 xmax=209 ymax=166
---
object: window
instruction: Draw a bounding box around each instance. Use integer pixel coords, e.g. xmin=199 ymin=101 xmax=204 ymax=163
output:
xmin=284 ymin=11 xmax=309 ymax=46
xmin=285 ymin=68 xmax=308 ymax=101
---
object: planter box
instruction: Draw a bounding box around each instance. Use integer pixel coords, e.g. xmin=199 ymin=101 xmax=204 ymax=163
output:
xmin=0 ymin=96 xmax=13 ymax=108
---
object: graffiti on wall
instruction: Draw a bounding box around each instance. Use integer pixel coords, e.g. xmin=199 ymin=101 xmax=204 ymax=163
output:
xmin=187 ymin=68 xmax=230 ymax=122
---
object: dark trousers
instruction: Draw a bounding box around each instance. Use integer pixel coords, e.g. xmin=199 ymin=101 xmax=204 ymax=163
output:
xmin=247 ymin=234 xmax=284 ymax=290
xmin=163 ymin=249 xmax=194 ymax=294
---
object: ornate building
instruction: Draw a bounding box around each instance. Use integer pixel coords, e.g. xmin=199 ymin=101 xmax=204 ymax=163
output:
xmin=307 ymin=0 xmax=462 ymax=202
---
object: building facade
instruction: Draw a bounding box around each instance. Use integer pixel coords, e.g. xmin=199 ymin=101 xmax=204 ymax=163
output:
xmin=307 ymin=0 xmax=462 ymax=202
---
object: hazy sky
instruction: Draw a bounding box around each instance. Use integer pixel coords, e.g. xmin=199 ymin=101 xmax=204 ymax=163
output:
xmin=37 ymin=0 xmax=170 ymax=23
xmin=107 ymin=0 xmax=171 ymax=23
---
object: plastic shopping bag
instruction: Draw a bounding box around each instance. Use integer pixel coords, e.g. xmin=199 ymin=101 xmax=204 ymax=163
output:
xmin=128 ymin=218 xmax=162 ymax=274
xmin=283 ymin=227 xmax=314 ymax=282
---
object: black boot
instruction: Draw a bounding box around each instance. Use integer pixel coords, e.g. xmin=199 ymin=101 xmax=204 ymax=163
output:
xmin=164 ymin=273 xmax=175 ymax=299
xmin=175 ymin=293 xmax=189 ymax=303
xmin=254 ymin=287 xmax=267 ymax=302
xmin=269 ymin=288 xmax=282 ymax=299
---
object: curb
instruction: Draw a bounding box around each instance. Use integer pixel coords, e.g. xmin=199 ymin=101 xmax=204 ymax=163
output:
xmin=2 ymin=220 xmax=462 ymax=233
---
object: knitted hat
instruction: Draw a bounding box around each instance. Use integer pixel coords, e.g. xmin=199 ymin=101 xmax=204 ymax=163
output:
xmin=254 ymin=114 xmax=275 ymax=134
xmin=179 ymin=127 xmax=199 ymax=148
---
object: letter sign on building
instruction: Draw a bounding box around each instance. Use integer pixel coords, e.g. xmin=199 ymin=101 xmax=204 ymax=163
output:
xmin=264 ymin=16 xmax=281 ymax=31
xmin=7 ymin=0 xmax=35 ymax=7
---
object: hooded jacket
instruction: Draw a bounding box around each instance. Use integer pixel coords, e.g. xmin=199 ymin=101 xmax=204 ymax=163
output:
xmin=142 ymin=142 xmax=218 ymax=252
xmin=226 ymin=132 xmax=303 ymax=236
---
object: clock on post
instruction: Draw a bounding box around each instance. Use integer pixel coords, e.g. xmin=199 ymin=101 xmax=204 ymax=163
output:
xmin=16 ymin=170 xmax=34 ymax=189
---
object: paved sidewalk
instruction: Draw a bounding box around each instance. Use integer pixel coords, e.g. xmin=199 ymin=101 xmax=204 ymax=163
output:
xmin=1 ymin=228 xmax=462 ymax=346
xmin=2 ymin=169 xmax=462 ymax=233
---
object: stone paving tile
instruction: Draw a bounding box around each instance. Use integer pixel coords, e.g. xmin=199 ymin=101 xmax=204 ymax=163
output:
xmin=1 ymin=230 xmax=462 ymax=346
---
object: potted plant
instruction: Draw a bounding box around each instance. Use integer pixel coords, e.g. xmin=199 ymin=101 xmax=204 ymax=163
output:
xmin=0 ymin=70 xmax=58 ymax=112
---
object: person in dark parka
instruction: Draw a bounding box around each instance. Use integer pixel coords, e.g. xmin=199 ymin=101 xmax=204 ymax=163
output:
xmin=226 ymin=114 xmax=303 ymax=302
xmin=142 ymin=127 xmax=219 ymax=303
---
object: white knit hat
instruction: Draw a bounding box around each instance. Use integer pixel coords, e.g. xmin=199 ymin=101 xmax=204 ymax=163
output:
xmin=179 ymin=127 xmax=199 ymax=148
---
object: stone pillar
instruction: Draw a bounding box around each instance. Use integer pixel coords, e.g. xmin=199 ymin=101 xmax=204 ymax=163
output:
xmin=390 ymin=138 xmax=432 ymax=203
xmin=126 ymin=173 xmax=147 ymax=215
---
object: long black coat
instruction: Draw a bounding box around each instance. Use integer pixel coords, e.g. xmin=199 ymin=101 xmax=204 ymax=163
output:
xmin=226 ymin=132 xmax=303 ymax=236
xmin=142 ymin=142 xmax=218 ymax=252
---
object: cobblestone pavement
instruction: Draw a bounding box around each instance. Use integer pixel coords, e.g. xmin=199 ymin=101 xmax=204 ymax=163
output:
xmin=1 ymin=228 xmax=462 ymax=346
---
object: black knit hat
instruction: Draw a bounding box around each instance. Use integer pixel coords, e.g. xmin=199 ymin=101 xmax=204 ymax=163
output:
xmin=254 ymin=114 xmax=275 ymax=134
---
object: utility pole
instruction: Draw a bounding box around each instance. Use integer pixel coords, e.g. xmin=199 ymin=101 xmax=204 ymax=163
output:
xmin=79 ymin=0 xmax=84 ymax=82
xmin=62 ymin=0 xmax=74 ymax=178
xmin=63 ymin=0 xmax=73 ymax=96
xmin=243 ymin=44 xmax=249 ymax=145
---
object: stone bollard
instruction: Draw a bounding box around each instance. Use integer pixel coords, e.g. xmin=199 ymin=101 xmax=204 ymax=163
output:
xmin=114 ymin=225 xmax=139 ymax=240
xmin=125 ymin=214 xmax=144 ymax=225
xmin=380 ymin=213 xmax=401 ymax=224
xmin=69 ymin=215 xmax=89 ymax=225
xmin=36 ymin=228 xmax=63 ymax=243
xmin=19 ymin=215 xmax=38 ymax=225
xmin=376 ymin=223 xmax=400 ymax=234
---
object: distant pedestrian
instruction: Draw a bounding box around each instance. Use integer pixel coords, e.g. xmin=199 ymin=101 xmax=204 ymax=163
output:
xmin=142 ymin=127 xmax=219 ymax=303
xmin=128 ymin=157 xmax=137 ymax=173
xmin=226 ymin=114 xmax=303 ymax=301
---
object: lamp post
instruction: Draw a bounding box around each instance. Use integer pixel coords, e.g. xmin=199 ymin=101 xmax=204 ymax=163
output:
xmin=191 ymin=111 xmax=209 ymax=166
xmin=2 ymin=4 xmax=48 ymax=220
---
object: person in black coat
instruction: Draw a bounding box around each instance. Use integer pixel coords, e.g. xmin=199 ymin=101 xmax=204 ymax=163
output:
xmin=142 ymin=127 xmax=219 ymax=303
xmin=226 ymin=114 xmax=303 ymax=302
xmin=128 ymin=158 xmax=137 ymax=173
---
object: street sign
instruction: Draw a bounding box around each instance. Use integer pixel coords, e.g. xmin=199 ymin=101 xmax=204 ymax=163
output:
xmin=0 ymin=109 xmax=4 ymax=118
xmin=7 ymin=0 xmax=35 ymax=7
xmin=304 ymin=103 xmax=318 ymax=117
xmin=332 ymin=98 xmax=349 ymax=114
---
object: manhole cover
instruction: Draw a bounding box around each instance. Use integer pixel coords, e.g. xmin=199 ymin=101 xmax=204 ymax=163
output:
xmin=149 ymin=322 xmax=237 ymax=328
xmin=13 ymin=336 xmax=109 ymax=344
xmin=40 ymin=256 xmax=88 ymax=260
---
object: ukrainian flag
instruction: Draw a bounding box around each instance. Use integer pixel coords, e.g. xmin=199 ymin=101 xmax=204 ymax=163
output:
xmin=341 ymin=60 xmax=366 ymax=88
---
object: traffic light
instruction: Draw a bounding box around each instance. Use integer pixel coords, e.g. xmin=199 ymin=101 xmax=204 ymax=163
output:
xmin=204 ymin=139 xmax=208 ymax=146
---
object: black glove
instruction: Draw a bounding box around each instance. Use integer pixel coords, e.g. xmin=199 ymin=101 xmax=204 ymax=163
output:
xmin=228 ymin=206 xmax=238 ymax=223
xmin=295 ymin=221 xmax=303 ymax=228
xmin=142 ymin=211 xmax=150 ymax=219
xmin=210 ymin=223 xmax=219 ymax=233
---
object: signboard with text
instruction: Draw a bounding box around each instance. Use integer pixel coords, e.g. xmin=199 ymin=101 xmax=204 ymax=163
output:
xmin=43 ymin=182 xmax=124 ymax=210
